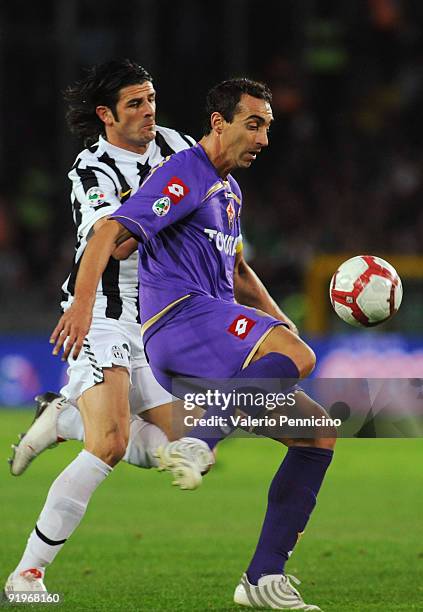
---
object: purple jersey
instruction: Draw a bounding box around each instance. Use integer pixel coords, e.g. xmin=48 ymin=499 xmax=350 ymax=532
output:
xmin=111 ymin=144 xmax=243 ymax=326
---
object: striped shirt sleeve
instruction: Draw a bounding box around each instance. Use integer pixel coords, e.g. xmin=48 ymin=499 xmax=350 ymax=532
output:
xmin=68 ymin=161 xmax=121 ymax=237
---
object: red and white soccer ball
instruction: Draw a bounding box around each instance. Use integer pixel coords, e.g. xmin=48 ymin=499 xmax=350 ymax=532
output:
xmin=329 ymin=255 xmax=403 ymax=327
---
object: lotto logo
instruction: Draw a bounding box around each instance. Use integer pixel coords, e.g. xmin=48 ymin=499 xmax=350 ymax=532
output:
xmin=169 ymin=184 xmax=184 ymax=197
xmin=162 ymin=176 xmax=190 ymax=203
xmin=228 ymin=315 xmax=257 ymax=339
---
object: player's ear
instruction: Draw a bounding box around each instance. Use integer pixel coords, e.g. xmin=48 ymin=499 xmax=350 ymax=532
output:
xmin=210 ymin=112 xmax=224 ymax=135
xmin=96 ymin=105 xmax=114 ymax=127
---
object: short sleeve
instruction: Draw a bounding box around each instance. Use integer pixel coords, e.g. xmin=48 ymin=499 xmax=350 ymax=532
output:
xmin=110 ymin=153 xmax=200 ymax=242
xmin=69 ymin=163 xmax=121 ymax=237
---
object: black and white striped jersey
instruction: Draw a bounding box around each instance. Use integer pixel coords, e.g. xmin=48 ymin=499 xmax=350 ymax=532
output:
xmin=61 ymin=127 xmax=196 ymax=323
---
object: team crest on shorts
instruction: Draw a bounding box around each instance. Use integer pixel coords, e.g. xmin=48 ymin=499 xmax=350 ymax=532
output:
xmin=152 ymin=196 xmax=171 ymax=217
xmin=228 ymin=314 xmax=257 ymax=339
xmin=111 ymin=344 xmax=130 ymax=361
xmin=112 ymin=345 xmax=125 ymax=360
xmin=86 ymin=186 xmax=106 ymax=206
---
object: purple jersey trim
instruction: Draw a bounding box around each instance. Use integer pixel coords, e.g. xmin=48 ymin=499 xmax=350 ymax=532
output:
xmin=111 ymin=215 xmax=149 ymax=241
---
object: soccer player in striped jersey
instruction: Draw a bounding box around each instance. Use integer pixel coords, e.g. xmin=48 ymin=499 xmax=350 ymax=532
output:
xmin=5 ymin=58 xmax=203 ymax=595
xmin=44 ymin=78 xmax=336 ymax=610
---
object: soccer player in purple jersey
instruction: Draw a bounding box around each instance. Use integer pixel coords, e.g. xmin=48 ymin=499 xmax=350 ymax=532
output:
xmin=50 ymin=79 xmax=335 ymax=610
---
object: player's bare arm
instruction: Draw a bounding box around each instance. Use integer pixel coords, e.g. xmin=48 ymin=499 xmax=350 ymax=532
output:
xmin=112 ymin=237 xmax=139 ymax=260
xmin=86 ymin=217 xmax=138 ymax=260
xmin=50 ymin=220 xmax=133 ymax=361
xmin=233 ymin=250 xmax=298 ymax=334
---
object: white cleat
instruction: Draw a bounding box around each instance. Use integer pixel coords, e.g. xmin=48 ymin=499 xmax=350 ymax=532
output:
xmin=234 ymin=573 xmax=321 ymax=610
xmin=4 ymin=568 xmax=47 ymax=596
xmin=155 ymin=437 xmax=214 ymax=490
xmin=9 ymin=392 xmax=67 ymax=476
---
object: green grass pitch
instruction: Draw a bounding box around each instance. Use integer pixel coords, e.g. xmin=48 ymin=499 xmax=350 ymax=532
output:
xmin=1 ymin=409 xmax=423 ymax=611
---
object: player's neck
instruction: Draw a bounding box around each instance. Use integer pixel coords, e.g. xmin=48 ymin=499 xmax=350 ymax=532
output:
xmin=199 ymin=136 xmax=232 ymax=179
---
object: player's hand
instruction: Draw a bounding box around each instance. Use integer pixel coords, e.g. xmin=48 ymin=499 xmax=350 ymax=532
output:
xmin=50 ymin=302 xmax=92 ymax=361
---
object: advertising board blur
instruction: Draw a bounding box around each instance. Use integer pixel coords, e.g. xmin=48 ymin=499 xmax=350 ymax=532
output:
xmin=0 ymin=334 xmax=422 ymax=406
xmin=0 ymin=337 xmax=67 ymax=406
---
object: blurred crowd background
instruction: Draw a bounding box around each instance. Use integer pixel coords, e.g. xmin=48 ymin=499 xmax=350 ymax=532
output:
xmin=1 ymin=0 xmax=422 ymax=333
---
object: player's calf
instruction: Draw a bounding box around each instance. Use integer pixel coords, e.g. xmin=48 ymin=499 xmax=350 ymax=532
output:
xmin=281 ymin=391 xmax=337 ymax=451
xmin=250 ymin=391 xmax=337 ymax=451
xmin=292 ymin=391 xmax=337 ymax=451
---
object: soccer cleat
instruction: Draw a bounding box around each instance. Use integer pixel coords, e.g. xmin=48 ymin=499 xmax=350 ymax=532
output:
xmin=4 ymin=568 xmax=47 ymax=594
xmin=155 ymin=436 xmax=214 ymax=490
xmin=234 ymin=573 xmax=321 ymax=610
xmin=9 ymin=392 xmax=67 ymax=476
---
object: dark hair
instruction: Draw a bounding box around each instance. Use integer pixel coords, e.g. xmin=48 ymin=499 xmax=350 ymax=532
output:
xmin=64 ymin=59 xmax=152 ymax=146
xmin=203 ymin=78 xmax=272 ymax=134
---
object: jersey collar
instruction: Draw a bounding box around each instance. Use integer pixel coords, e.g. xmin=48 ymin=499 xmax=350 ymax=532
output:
xmin=98 ymin=134 xmax=153 ymax=162
xmin=194 ymin=142 xmax=226 ymax=181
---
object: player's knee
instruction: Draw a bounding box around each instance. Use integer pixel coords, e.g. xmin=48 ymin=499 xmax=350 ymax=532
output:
xmin=298 ymin=421 xmax=337 ymax=450
xmin=98 ymin=443 xmax=126 ymax=467
xmin=262 ymin=327 xmax=316 ymax=378
xmin=316 ymin=436 xmax=337 ymax=450
xmin=294 ymin=344 xmax=316 ymax=379
xmin=87 ymin=433 xmax=128 ymax=467
xmin=313 ymin=434 xmax=337 ymax=450
xmin=286 ymin=435 xmax=336 ymax=451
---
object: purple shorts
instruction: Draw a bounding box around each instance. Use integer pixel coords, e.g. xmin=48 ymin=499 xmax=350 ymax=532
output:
xmin=143 ymin=294 xmax=284 ymax=395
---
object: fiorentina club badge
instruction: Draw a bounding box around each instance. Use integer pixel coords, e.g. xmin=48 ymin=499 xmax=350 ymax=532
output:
xmin=226 ymin=201 xmax=235 ymax=228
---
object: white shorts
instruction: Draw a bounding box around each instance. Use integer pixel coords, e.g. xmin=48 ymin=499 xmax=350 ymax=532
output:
xmin=60 ymin=318 xmax=175 ymax=413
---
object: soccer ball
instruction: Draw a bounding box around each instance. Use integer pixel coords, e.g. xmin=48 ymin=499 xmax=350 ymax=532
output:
xmin=329 ymin=255 xmax=403 ymax=327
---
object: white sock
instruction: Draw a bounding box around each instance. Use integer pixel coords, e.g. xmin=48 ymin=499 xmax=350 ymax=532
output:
xmin=15 ymin=450 xmax=111 ymax=574
xmin=123 ymin=415 xmax=168 ymax=468
xmin=57 ymin=404 xmax=85 ymax=441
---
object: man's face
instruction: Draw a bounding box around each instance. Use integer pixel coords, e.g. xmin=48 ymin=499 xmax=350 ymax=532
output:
xmin=99 ymin=81 xmax=156 ymax=153
xmin=220 ymin=94 xmax=273 ymax=169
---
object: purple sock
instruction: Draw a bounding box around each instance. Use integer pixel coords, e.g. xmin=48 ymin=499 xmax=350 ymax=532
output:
xmin=188 ymin=353 xmax=299 ymax=449
xmin=247 ymin=446 xmax=333 ymax=585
